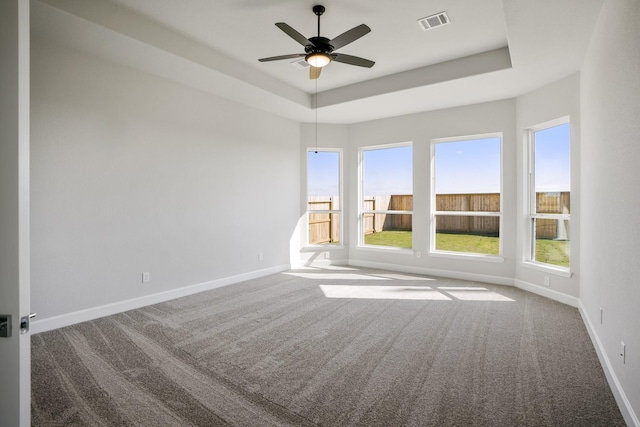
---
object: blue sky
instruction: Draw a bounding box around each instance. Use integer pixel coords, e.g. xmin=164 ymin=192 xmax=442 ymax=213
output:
xmin=308 ymin=151 xmax=340 ymax=197
xmin=434 ymin=137 xmax=501 ymax=194
xmin=362 ymin=145 xmax=413 ymax=196
xmin=534 ymin=123 xmax=571 ymax=192
xmin=308 ymin=125 xmax=570 ymax=197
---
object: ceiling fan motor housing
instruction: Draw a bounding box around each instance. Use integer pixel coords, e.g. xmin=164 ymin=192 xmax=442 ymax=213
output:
xmin=313 ymin=5 xmax=325 ymax=16
xmin=306 ymin=37 xmax=333 ymax=55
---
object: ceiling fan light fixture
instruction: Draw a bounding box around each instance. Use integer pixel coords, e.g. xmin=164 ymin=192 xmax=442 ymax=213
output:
xmin=306 ymin=52 xmax=331 ymax=67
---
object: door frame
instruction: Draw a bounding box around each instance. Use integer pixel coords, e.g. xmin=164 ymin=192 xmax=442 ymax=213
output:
xmin=0 ymin=0 xmax=31 ymax=425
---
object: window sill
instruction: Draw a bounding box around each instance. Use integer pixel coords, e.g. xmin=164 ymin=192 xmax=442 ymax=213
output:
xmin=357 ymin=245 xmax=415 ymax=255
xmin=522 ymin=261 xmax=573 ymax=278
xmin=429 ymin=251 xmax=505 ymax=263
xmin=302 ymin=245 xmax=346 ymax=252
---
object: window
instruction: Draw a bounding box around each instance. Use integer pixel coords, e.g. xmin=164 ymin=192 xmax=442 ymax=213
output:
xmin=527 ymin=120 xmax=570 ymax=269
xmin=307 ymin=150 xmax=341 ymax=245
xmin=432 ymin=135 xmax=502 ymax=257
xmin=360 ymin=143 xmax=413 ymax=249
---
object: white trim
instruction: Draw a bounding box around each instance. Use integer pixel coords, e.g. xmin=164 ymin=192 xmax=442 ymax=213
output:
xmin=435 ymin=211 xmax=501 ymax=217
xmin=579 ymin=302 xmax=640 ymax=427
xmin=525 ymin=118 xmax=572 ymax=268
xmin=521 ymin=260 xmax=572 ymax=278
xmin=362 ymin=210 xmax=413 ymax=215
xmin=349 ymin=259 xmax=514 ymax=287
xmin=528 ymin=115 xmax=571 ymax=132
xmin=30 ymin=264 xmax=290 ymax=334
xmin=306 ymin=148 xmax=343 ymax=246
xmin=430 ymin=133 xmax=504 ymax=256
xmin=513 ymin=279 xmax=578 ymax=307
xmin=428 ymin=251 xmax=505 ymax=263
xmin=531 ymin=213 xmax=570 ymax=220
xmin=356 ymin=246 xmax=415 ymax=255
xmin=301 ymin=244 xmax=346 ymax=251
xmin=360 ymin=140 xmax=413 ymax=151
xmin=358 ymin=142 xmax=414 ymax=248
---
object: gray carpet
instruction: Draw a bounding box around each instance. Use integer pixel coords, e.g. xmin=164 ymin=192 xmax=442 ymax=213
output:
xmin=31 ymin=267 xmax=625 ymax=426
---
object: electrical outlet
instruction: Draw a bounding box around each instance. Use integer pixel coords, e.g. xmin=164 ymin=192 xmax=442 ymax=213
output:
xmin=544 ymin=276 xmax=550 ymax=287
xmin=620 ymin=342 xmax=626 ymax=364
xmin=600 ymin=307 xmax=603 ymax=324
xmin=142 ymin=272 xmax=150 ymax=283
xmin=258 ymin=252 xmax=263 ymax=261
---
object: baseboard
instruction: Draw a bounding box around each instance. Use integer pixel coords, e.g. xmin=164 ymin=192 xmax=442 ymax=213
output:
xmin=348 ymin=259 xmax=514 ymax=287
xmin=31 ymin=264 xmax=290 ymax=334
xmin=513 ymin=279 xmax=579 ymax=307
xmin=579 ymin=302 xmax=639 ymax=427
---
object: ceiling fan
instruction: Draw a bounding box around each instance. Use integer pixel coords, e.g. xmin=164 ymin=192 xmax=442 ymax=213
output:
xmin=258 ymin=5 xmax=375 ymax=80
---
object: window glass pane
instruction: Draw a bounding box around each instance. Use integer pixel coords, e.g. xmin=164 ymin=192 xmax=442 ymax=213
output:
xmin=308 ymin=151 xmax=340 ymax=245
xmin=433 ymin=137 xmax=501 ymax=255
xmin=434 ymin=137 xmax=501 ymax=199
xmin=362 ymin=145 xmax=413 ymax=249
xmin=436 ymin=193 xmax=500 ymax=212
xmin=363 ymin=146 xmax=413 ymax=197
xmin=532 ymin=218 xmax=570 ymax=267
xmin=363 ymin=214 xmax=412 ymax=248
xmin=309 ymin=212 xmax=340 ymax=245
xmin=364 ymin=195 xmax=413 ymax=212
xmin=308 ymin=151 xmax=340 ymax=209
xmin=435 ymin=215 xmax=500 ymax=255
xmin=534 ymin=123 xmax=570 ymax=214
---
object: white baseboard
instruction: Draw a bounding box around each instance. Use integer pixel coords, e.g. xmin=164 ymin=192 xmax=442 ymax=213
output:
xmin=348 ymin=259 xmax=514 ymax=287
xmin=31 ymin=264 xmax=290 ymax=334
xmin=513 ymin=279 xmax=579 ymax=307
xmin=579 ymin=302 xmax=639 ymax=427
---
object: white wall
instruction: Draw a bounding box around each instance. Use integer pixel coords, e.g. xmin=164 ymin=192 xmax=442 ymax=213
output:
xmin=580 ymin=0 xmax=640 ymax=424
xmin=346 ymin=100 xmax=517 ymax=284
xmin=30 ymin=37 xmax=300 ymax=322
xmin=514 ymin=74 xmax=581 ymax=300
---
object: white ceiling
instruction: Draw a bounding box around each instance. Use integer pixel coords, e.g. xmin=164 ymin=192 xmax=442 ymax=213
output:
xmin=32 ymin=0 xmax=604 ymax=124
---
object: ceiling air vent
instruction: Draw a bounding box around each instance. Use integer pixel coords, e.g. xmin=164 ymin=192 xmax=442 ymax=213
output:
xmin=417 ymin=11 xmax=450 ymax=31
xmin=291 ymin=58 xmax=310 ymax=69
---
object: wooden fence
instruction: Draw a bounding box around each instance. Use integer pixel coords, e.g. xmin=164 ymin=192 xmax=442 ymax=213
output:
xmin=363 ymin=195 xmax=413 ymax=234
xmin=535 ymin=192 xmax=570 ymax=239
xmin=436 ymin=193 xmax=500 ymax=236
xmin=308 ymin=196 xmax=340 ymax=244
xmin=308 ymin=192 xmax=570 ymax=244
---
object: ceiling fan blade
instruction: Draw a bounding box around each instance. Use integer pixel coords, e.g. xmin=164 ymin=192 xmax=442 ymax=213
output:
xmin=275 ymin=22 xmax=314 ymax=47
xmin=332 ymin=53 xmax=375 ymax=68
xmin=309 ymin=66 xmax=322 ymax=80
xmin=330 ymin=24 xmax=371 ymax=50
xmin=258 ymin=53 xmax=306 ymax=62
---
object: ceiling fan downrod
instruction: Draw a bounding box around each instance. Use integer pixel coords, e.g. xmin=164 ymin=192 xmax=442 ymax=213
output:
xmin=313 ymin=5 xmax=325 ymax=38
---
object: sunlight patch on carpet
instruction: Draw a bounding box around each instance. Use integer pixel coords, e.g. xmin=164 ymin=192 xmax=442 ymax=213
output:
xmin=319 ymin=285 xmax=451 ymax=300
xmin=286 ymin=273 xmax=390 ymax=281
xmin=319 ymin=285 xmax=515 ymax=301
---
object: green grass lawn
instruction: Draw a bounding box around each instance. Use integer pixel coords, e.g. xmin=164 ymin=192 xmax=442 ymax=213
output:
xmin=534 ymin=238 xmax=570 ymax=267
xmin=364 ymin=230 xmax=570 ymax=267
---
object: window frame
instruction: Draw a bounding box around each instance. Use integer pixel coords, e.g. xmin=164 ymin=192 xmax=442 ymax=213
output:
xmin=430 ymin=133 xmax=504 ymax=261
xmin=306 ymin=148 xmax=343 ymax=248
xmin=524 ymin=117 xmax=572 ymax=276
xmin=358 ymin=141 xmax=414 ymax=252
